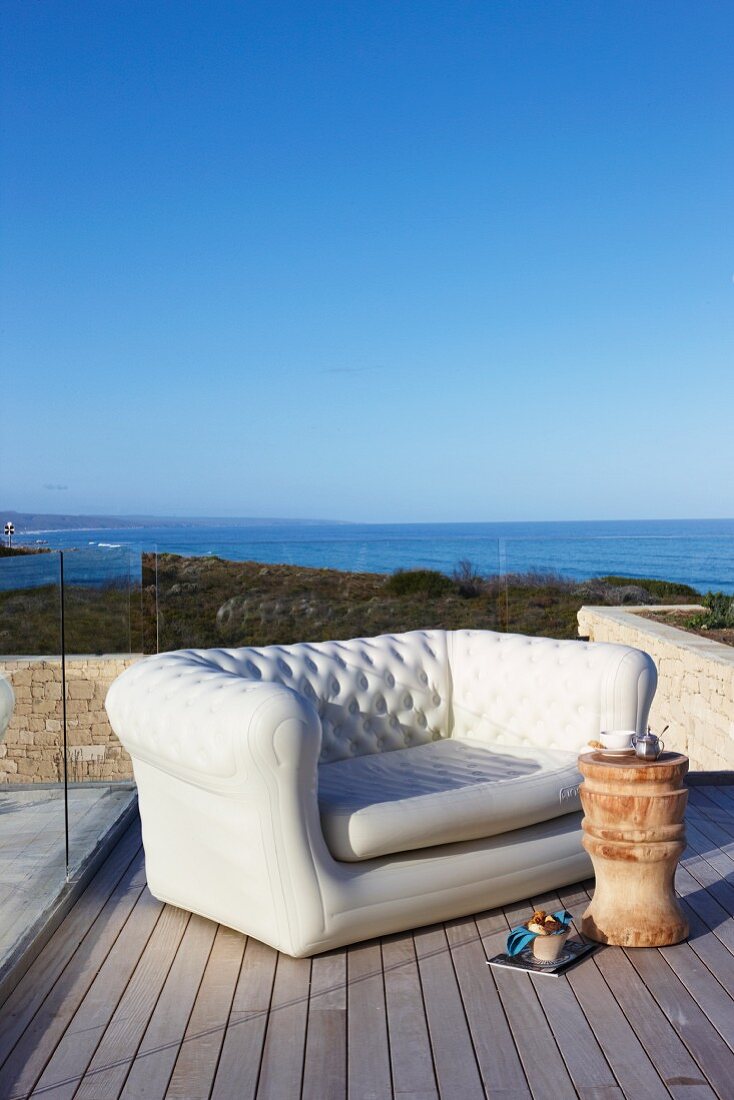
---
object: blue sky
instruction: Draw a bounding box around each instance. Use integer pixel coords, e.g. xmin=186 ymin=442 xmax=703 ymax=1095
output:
xmin=2 ymin=1 xmax=732 ymax=522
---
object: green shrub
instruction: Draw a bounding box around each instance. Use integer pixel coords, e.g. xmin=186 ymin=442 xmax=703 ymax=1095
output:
xmin=384 ymin=569 xmax=454 ymax=598
xmin=600 ymin=576 xmax=699 ymax=599
xmin=0 ymin=545 xmax=50 ymax=557
xmin=687 ymin=591 xmax=734 ymax=630
xmin=452 ymin=559 xmax=484 ymax=598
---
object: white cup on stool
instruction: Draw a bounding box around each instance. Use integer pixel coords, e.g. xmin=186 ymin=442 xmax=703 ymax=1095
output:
xmin=600 ymin=730 xmax=635 ymax=751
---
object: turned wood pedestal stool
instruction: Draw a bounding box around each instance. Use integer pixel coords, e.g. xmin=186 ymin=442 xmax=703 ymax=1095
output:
xmin=578 ymin=752 xmax=689 ymax=947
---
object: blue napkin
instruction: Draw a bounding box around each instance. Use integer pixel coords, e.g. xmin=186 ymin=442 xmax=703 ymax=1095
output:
xmin=506 ymin=910 xmax=572 ymax=956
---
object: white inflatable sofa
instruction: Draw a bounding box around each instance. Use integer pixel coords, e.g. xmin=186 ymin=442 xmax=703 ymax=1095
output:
xmin=106 ymin=629 xmax=656 ymax=957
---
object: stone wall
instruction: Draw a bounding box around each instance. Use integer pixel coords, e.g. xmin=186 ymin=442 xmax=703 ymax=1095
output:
xmin=0 ymin=656 xmax=141 ymax=784
xmin=578 ymin=606 xmax=734 ymax=772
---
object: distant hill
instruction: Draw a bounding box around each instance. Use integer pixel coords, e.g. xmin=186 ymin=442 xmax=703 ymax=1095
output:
xmin=0 ymin=511 xmax=347 ymax=532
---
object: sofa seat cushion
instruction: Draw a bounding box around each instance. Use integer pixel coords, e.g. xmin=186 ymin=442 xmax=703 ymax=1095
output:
xmin=317 ymin=738 xmax=582 ymax=862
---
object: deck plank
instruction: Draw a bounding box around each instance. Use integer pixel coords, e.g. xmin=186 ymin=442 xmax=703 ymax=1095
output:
xmin=475 ymin=906 xmax=577 ymax=1100
xmin=685 ymin=806 xmax=734 ymax=868
xmin=301 ymin=948 xmax=347 ymax=1100
xmin=120 ymin=913 xmax=219 ymax=1100
xmin=211 ymin=936 xmax=278 ymax=1100
xmin=590 ymin=958 xmax=714 ymax=1100
xmin=346 ymin=940 xmax=393 ymax=1100
xmin=524 ymin=890 xmax=635 ymax=1098
xmin=675 ymin=893 xmax=734 ymax=999
xmin=685 ymin=825 xmax=734 ymax=886
xmin=658 ymin=937 xmax=734 ymax=1051
xmin=30 ymin=888 xmax=164 ymax=1100
xmin=686 ymin=804 xmax=734 ymax=869
xmin=625 ymin=946 xmax=734 ymax=1098
xmin=557 ymin=888 xmax=717 ymax=1100
xmin=382 ymin=933 xmax=439 ymax=1100
xmin=75 ymin=904 xmax=190 ymax=1099
xmin=673 ymin=864 xmax=734 ymax=958
xmin=255 ymin=951 xmax=311 ymax=1100
xmin=693 ymin=787 xmax=734 ymax=815
xmin=414 ymin=923 xmax=487 ymax=1100
xmin=688 ymin=790 xmax=734 ymax=834
xmin=678 ymin=849 xmax=734 ymax=950
xmin=556 ymin=883 xmax=680 ymax=1100
xmin=165 ymin=924 xmax=245 ymax=1100
xmin=0 ymin=847 xmax=147 ymax=1100
xmin=444 ymin=915 xmax=529 ymax=1099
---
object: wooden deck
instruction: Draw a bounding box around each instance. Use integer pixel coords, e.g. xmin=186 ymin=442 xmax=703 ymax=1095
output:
xmin=2 ymin=782 xmax=734 ymax=1099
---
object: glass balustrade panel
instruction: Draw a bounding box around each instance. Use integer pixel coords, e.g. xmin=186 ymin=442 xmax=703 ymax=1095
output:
xmin=152 ymin=532 xmax=504 ymax=651
xmin=0 ymin=547 xmax=67 ymax=975
xmin=60 ymin=546 xmax=140 ymax=874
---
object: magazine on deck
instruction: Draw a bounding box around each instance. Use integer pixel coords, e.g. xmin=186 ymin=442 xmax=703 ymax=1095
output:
xmin=487 ymin=938 xmax=598 ymax=976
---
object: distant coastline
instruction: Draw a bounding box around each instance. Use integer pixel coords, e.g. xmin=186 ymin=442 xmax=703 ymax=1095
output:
xmin=1 ymin=510 xmax=352 ymax=533
xmin=4 ymin=509 xmax=733 ymax=534
xmin=3 ymin=516 xmax=734 ymax=593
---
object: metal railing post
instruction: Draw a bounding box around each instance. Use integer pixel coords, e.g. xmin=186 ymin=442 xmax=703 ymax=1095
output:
xmin=59 ymin=551 xmax=69 ymax=881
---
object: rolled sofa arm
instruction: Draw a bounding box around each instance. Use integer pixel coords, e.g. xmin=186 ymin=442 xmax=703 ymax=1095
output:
xmin=105 ymin=650 xmax=323 ymax=794
xmin=106 ymin=650 xmax=334 ymax=955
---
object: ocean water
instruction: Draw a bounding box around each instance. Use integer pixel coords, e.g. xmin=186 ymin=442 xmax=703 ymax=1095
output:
xmin=6 ymin=518 xmax=734 ymax=594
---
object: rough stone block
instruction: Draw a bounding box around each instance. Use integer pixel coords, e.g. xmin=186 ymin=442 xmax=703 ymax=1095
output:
xmin=8 ymin=669 xmax=31 ymax=686
xmin=67 ymin=679 xmax=94 ymax=700
xmin=65 ymin=699 xmax=89 ymax=716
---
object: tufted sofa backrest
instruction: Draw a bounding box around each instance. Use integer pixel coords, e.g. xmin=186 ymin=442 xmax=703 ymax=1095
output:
xmin=191 ymin=630 xmax=451 ymax=764
xmin=448 ymin=629 xmax=655 ymax=753
xmin=108 ymin=629 xmax=655 ymax=776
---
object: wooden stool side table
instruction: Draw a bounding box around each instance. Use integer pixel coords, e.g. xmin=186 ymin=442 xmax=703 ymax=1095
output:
xmin=578 ymin=751 xmax=689 ymax=947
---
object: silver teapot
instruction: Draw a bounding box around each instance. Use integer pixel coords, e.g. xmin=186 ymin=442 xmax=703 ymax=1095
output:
xmin=634 ymin=726 xmax=667 ymax=760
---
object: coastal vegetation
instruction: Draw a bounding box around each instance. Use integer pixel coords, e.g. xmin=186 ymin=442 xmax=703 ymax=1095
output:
xmin=0 ymin=550 xmax=702 ymax=656
xmin=0 ymin=545 xmax=50 ymax=557
xmin=0 ymin=579 xmax=138 ymax=656
xmin=687 ymin=591 xmax=734 ymax=630
xmin=644 ymin=591 xmax=734 ymax=648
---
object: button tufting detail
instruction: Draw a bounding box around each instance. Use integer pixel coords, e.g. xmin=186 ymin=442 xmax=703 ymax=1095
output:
xmin=107 ymin=626 xmax=641 ymax=777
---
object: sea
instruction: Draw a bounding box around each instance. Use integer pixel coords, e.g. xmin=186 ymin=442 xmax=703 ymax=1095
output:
xmin=5 ymin=518 xmax=734 ymax=594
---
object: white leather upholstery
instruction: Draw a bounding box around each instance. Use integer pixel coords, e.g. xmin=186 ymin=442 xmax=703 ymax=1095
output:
xmin=318 ymin=738 xmax=582 ymax=861
xmin=110 ymin=631 xmax=450 ymax=779
xmin=0 ymin=676 xmax=13 ymax=743
xmin=448 ymin=630 xmax=654 ymax=751
xmin=106 ymin=628 xmax=657 ymax=956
